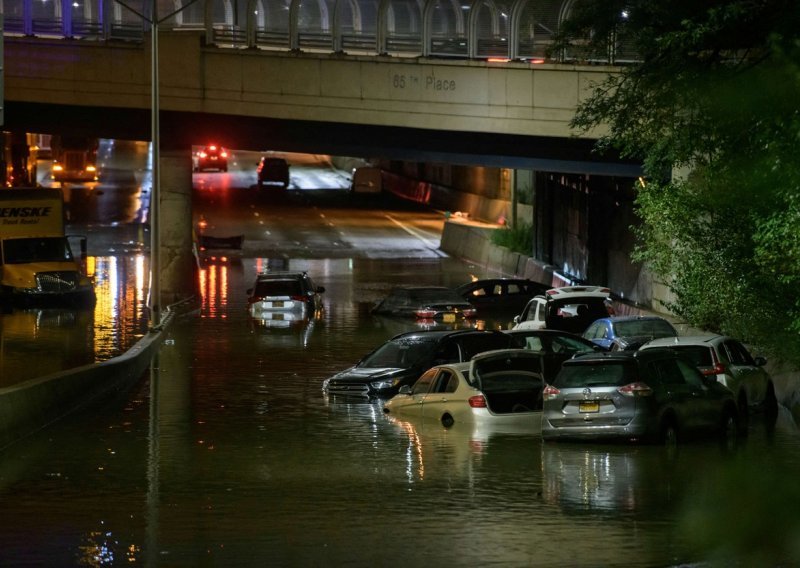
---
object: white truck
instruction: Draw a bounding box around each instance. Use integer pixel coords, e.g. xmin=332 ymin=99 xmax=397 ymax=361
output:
xmin=0 ymin=188 xmax=95 ymax=306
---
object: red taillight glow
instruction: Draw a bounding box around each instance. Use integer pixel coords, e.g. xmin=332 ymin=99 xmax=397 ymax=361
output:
xmin=290 ymin=295 xmax=307 ymax=302
xmin=220 ymin=151 xmax=228 ymax=158
xmin=208 ymin=145 xmax=217 ymax=151
xmin=415 ymin=309 xmax=437 ymax=318
xmin=198 ymin=151 xmax=207 ymax=158
xmin=542 ymin=385 xmax=560 ymax=400
xmin=468 ymin=395 xmax=487 ymax=408
xmin=701 ymin=363 xmax=726 ymax=376
xmin=618 ymin=382 xmax=654 ymax=397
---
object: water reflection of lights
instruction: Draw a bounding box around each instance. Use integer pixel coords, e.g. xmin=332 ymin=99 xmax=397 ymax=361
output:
xmin=199 ymin=260 xmax=229 ymax=317
xmin=90 ymin=254 xmax=150 ymax=359
xmin=78 ymin=524 xmax=140 ymax=565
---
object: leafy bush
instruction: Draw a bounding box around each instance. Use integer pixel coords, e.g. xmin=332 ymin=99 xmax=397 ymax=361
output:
xmin=490 ymin=222 xmax=533 ymax=256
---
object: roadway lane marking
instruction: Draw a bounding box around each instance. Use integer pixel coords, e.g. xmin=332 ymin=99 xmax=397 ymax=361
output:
xmin=384 ymin=214 xmax=441 ymax=251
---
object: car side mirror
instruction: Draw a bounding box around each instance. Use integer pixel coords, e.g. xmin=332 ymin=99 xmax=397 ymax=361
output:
xmin=513 ymin=315 xmax=520 ymax=324
xmin=398 ymin=385 xmax=412 ymax=395
xmin=754 ymin=356 xmax=767 ymax=367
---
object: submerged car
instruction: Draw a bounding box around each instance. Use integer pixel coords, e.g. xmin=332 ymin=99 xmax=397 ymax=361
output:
xmin=512 ymin=285 xmax=613 ymax=334
xmin=383 ymin=349 xmax=545 ymax=431
xmin=640 ymin=335 xmax=777 ymax=427
xmin=322 ymin=329 xmax=515 ymax=398
xmin=195 ymin=144 xmax=228 ymax=172
xmin=582 ymin=315 xmax=678 ymax=351
xmin=372 ymin=286 xmax=476 ymax=322
xmin=247 ymin=271 xmax=324 ymax=322
xmin=455 ymin=278 xmax=548 ymax=313
xmin=541 ymin=349 xmax=739 ymax=444
xmin=505 ymin=329 xmax=602 ymax=381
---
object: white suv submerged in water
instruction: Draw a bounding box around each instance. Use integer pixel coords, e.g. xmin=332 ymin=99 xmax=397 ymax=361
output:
xmin=512 ymin=286 xmax=613 ymax=334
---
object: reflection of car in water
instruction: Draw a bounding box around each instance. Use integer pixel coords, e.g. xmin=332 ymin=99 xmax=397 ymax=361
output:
xmin=372 ymin=286 xmax=476 ymax=322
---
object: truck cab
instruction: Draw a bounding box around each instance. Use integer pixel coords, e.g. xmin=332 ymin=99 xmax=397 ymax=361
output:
xmin=0 ymin=189 xmax=95 ymax=306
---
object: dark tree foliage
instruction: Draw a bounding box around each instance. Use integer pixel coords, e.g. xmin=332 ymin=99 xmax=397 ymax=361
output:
xmin=554 ymin=1 xmax=800 ymax=363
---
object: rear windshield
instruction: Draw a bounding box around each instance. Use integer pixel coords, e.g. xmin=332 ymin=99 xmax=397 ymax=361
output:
xmin=470 ymin=355 xmax=543 ymax=391
xmin=613 ymin=319 xmax=676 ymax=338
xmin=359 ymin=337 xmax=437 ymax=368
xmin=254 ymin=279 xmax=301 ymax=297
xmin=553 ymin=361 xmax=634 ymax=388
xmin=669 ymin=346 xmax=713 ymax=367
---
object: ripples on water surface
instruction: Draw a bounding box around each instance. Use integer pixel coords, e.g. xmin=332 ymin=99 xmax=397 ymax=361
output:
xmin=1 ymin=255 xmax=799 ymax=566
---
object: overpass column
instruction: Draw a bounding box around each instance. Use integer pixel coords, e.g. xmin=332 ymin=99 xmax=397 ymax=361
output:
xmin=158 ymin=148 xmax=197 ymax=305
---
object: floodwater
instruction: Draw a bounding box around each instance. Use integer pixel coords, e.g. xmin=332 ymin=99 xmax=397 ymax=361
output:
xmin=1 ymin=253 xmax=799 ymax=566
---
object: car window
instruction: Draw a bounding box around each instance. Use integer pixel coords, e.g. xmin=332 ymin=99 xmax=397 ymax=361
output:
xmin=458 ymin=334 xmax=513 ymax=359
xmin=519 ymin=336 xmax=544 ymax=351
xmin=432 ymin=341 xmax=461 ymax=364
xmin=614 ymin=319 xmax=677 ymax=338
xmin=650 ymin=359 xmax=684 ymax=386
xmin=507 ymin=284 xmax=523 ymax=295
xmin=553 ymin=361 xmax=633 ymax=388
xmin=412 ymin=369 xmax=437 ymax=395
xmin=549 ymin=335 xmax=596 ymax=354
xmin=254 ymin=279 xmax=301 ymax=297
xmin=432 ymin=370 xmax=458 ymax=393
xmin=671 ymin=346 xmax=714 ymax=367
xmin=675 ymin=358 xmax=705 ymax=387
xmin=724 ymin=341 xmax=754 ymax=366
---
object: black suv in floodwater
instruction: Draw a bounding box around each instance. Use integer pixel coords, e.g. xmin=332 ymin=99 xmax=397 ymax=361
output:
xmin=322 ymin=329 xmax=516 ymax=398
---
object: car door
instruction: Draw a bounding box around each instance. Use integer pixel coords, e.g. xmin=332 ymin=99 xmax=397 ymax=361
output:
xmin=399 ymin=368 xmax=438 ymax=419
xmin=420 ymin=369 xmax=460 ymax=422
xmin=651 ymin=358 xmax=709 ymax=434
xmin=514 ymin=297 xmax=546 ymax=330
xmin=723 ymin=340 xmax=769 ymax=405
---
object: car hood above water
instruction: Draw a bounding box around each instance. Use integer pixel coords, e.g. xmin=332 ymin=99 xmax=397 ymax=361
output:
xmin=329 ymin=366 xmax=414 ymax=383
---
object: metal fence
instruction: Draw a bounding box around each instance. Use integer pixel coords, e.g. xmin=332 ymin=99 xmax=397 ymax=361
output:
xmin=2 ymin=0 xmax=634 ymax=63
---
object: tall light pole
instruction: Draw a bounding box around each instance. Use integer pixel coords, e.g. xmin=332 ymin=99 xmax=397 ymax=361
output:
xmin=114 ymin=0 xmax=200 ymax=328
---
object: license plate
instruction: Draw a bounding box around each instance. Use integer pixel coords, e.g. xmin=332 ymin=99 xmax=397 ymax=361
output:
xmin=579 ymin=401 xmax=600 ymax=413
xmin=272 ymin=301 xmax=284 ymax=308
xmin=443 ymin=313 xmax=456 ymax=323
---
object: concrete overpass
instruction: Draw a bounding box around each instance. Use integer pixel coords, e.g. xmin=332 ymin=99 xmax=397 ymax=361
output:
xmin=3 ymin=27 xmax=650 ymax=311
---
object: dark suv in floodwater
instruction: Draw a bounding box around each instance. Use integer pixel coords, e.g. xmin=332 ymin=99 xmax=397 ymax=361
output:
xmin=323 ymin=329 xmax=516 ymax=398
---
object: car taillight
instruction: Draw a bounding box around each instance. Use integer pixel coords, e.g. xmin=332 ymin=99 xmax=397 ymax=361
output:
xmin=415 ymin=309 xmax=437 ymax=318
xmin=221 ymin=151 xmax=228 ymax=158
xmin=700 ymin=363 xmax=726 ymax=376
xmin=199 ymin=151 xmax=207 ymax=158
xmin=542 ymin=385 xmax=560 ymax=400
xmin=290 ymin=295 xmax=307 ymax=302
xmin=468 ymin=395 xmax=487 ymax=408
xmin=462 ymin=308 xmax=476 ymax=318
xmin=618 ymin=382 xmax=653 ymax=397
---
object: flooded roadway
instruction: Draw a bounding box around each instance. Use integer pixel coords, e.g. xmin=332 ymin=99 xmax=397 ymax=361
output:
xmin=1 ymin=149 xmax=799 ymax=566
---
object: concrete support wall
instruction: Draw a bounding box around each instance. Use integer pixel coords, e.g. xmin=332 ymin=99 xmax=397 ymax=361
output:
xmin=158 ymin=150 xmax=196 ymax=304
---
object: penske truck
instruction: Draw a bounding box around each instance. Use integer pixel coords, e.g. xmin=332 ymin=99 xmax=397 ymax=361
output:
xmin=0 ymin=188 xmax=95 ymax=306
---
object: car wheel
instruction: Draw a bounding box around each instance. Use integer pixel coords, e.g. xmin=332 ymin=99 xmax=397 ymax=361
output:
xmin=441 ymin=414 xmax=454 ymax=428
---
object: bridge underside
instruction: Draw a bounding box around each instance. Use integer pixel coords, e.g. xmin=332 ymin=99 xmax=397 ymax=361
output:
xmin=5 ymin=101 xmax=642 ymax=177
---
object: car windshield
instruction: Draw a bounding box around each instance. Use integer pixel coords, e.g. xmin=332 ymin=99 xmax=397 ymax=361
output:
xmin=253 ymin=279 xmax=301 ymax=297
xmin=670 ymin=345 xmax=714 ymax=367
xmin=2 ymin=237 xmax=73 ymax=264
xmin=553 ymin=361 xmax=634 ymax=388
xmin=613 ymin=319 xmax=676 ymax=338
xmin=359 ymin=338 xmax=437 ymax=368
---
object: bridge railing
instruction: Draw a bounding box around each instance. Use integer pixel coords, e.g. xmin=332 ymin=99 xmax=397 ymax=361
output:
xmin=2 ymin=0 xmax=637 ymax=64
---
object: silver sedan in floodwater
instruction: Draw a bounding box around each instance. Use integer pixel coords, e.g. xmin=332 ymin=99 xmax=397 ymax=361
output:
xmin=541 ymin=348 xmax=740 ymax=444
